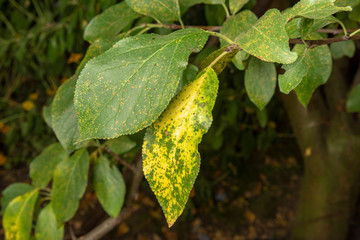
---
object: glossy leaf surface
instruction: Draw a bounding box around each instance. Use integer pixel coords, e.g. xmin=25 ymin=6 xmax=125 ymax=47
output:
xmin=235 ymin=9 xmax=297 ymax=64
xmin=245 ymin=57 xmax=276 ymax=110
xmin=93 ymin=156 xmax=126 ymax=217
xmin=51 ymin=149 xmax=89 ymax=223
xmin=35 ymin=205 xmax=64 ymax=240
xmin=126 ymin=0 xmax=181 ymax=22
xmin=30 ymin=143 xmax=67 ymax=188
xmin=75 ymin=28 xmax=208 ymax=140
xmin=346 ymin=84 xmax=360 ymax=112
xmin=3 ymin=189 xmax=39 ymax=240
xmin=143 ymin=68 xmax=218 ymax=227
xmin=84 ymin=2 xmax=140 ymax=42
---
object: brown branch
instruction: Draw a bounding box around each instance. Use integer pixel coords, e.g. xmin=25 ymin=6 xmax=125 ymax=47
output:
xmin=79 ymin=152 xmax=143 ymax=240
xmin=290 ymin=34 xmax=360 ymax=48
xmin=318 ymin=28 xmax=359 ymax=34
xmin=103 ymin=146 xmax=136 ymax=172
xmin=142 ymin=23 xmax=360 ymax=48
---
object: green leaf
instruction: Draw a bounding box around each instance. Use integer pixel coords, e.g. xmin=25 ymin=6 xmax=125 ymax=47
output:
xmin=294 ymin=44 xmax=332 ymax=107
xmin=220 ymin=10 xmax=257 ymax=70
xmin=42 ymin=105 xmax=52 ymax=128
xmin=105 ymin=136 xmax=137 ymax=155
xmin=245 ymin=57 xmax=277 ymax=110
xmin=52 ymin=37 xmax=122 ymax=152
xmin=178 ymin=64 xmax=199 ymax=93
xmin=126 ymin=0 xmax=182 ymax=23
xmin=75 ymin=28 xmax=209 ymax=140
xmin=288 ymin=0 xmax=352 ymax=21
xmin=93 ymin=156 xmax=126 ymax=217
xmin=35 ymin=205 xmax=64 ymax=240
xmin=256 ymin=108 xmax=268 ymax=128
xmin=1 ymin=183 xmax=34 ymax=214
xmin=349 ymin=5 xmax=360 ymax=21
xmin=3 ymin=189 xmax=39 ymax=240
xmin=51 ymin=149 xmax=89 ymax=223
xmin=220 ymin=10 xmax=257 ymax=47
xmin=84 ymin=2 xmax=140 ymax=43
xmin=330 ymin=40 xmax=356 ymax=59
xmin=235 ymin=9 xmax=297 ymax=64
xmin=30 ymin=143 xmax=68 ymax=188
xmin=346 ymin=84 xmax=360 ymax=112
xmin=142 ymin=68 xmax=218 ymax=227
xmin=199 ymin=45 xmax=239 ymax=75
xmin=229 ymin=0 xmax=249 ymax=14
xmin=279 ymin=48 xmax=309 ymax=94
xmin=297 ymin=18 xmax=314 ymax=37
xmin=335 ymin=0 xmax=360 ymax=7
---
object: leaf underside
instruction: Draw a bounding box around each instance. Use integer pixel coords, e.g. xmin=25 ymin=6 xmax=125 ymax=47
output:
xmin=75 ymin=28 xmax=209 ymax=140
xmin=142 ymin=68 xmax=218 ymax=227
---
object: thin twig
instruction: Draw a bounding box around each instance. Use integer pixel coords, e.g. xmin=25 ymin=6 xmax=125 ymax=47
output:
xmin=78 ymin=152 xmax=143 ymax=240
xmin=290 ymin=34 xmax=360 ymax=48
xmin=69 ymin=224 xmax=77 ymax=240
xmin=103 ymin=146 xmax=136 ymax=172
xmin=141 ymin=23 xmax=360 ymax=48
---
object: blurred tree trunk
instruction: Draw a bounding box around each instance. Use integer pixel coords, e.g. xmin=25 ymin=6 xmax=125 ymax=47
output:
xmin=281 ymin=59 xmax=360 ymax=240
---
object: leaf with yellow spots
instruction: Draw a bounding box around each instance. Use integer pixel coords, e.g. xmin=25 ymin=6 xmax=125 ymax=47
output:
xmin=3 ymin=189 xmax=39 ymax=240
xmin=142 ymin=67 xmax=218 ymax=227
xmin=75 ymin=28 xmax=209 ymax=140
xmin=126 ymin=0 xmax=182 ymax=23
xmin=52 ymin=36 xmax=123 ymax=152
xmin=220 ymin=10 xmax=257 ymax=70
xmin=287 ymin=0 xmax=352 ymax=21
xmin=235 ymin=9 xmax=298 ymax=64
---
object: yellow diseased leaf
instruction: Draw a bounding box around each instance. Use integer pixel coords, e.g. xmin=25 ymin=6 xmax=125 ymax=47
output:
xmin=142 ymin=68 xmax=218 ymax=227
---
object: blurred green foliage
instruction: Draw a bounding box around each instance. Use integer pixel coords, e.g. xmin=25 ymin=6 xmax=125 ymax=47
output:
xmin=0 ymin=0 xmax=117 ymax=166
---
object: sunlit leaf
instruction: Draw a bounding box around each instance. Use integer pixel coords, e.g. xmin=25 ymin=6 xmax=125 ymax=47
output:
xmin=84 ymin=2 xmax=140 ymax=42
xmin=1 ymin=183 xmax=34 ymax=214
xmin=42 ymin=104 xmax=52 ymax=128
xmin=235 ymin=9 xmax=297 ymax=64
xmin=346 ymin=84 xmax=360 ymax=112
xmin=245 ymin=57 xmax=276 ymax=110
xmin=35 ymin=205 xmax=64 ymax=240
xmin=75 ymin=28 xmax=208 ymax=140
xmin=229 ymin=0 xmax=249 ymax=14
xmin=51 ymin=149 xmax=89 ymax=223
xmin=180 ymin=0 xmax=224 ymax=8
xmin=220 ymin=10 xmax=257 ymax=70
xmin=93 ymin=156 xmax=126 ymax=217
xmin=3 ymin=189 xmax=39 ymax=240
xmin=30 ymin=143 xmax=68 ymax=188
xmin=143 ymin=68 xmax=218 ymax=227
xmin=294 ymin=44 xmax=332 ymax=107
xmin=126 ymin=0 xmax=182 ymax=23
xmin=288 ymin=0 xmax=352 ymax=21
